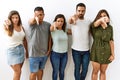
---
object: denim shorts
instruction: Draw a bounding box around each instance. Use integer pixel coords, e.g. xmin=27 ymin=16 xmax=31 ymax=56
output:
xmin=29 ymin=56 xmax=48 ymax=72
xmin=6 ymin=44 xmax=25 ymax=65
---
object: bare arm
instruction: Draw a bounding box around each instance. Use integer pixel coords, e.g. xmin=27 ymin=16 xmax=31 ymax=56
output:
xmin=46 ymin=34 xmax=52 ymax=56
xmin=67 ymin=29 xmax=72 ymax=35
xmin=50 ymin=25 xmax=55 ymax=32
xmin=23 ymin=37 xmax=29 ymax=58
xmin=93 ymin=17 xmax=109 ymax=29
xmin=93 ymin=19 xmax=102 ymax=27
xmin=109 ymin=40 xmax=115 ymax=61
xmin=22 ymin=27 xmax=29 ymax=58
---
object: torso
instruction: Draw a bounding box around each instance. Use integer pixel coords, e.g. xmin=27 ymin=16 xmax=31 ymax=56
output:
xmin=90 ymin=24 xmax=113 ymax=64
xmin=51 ymin=30 xmax=68 ymax=53
xmin=70 ymin=18 xmax=91 ymax=51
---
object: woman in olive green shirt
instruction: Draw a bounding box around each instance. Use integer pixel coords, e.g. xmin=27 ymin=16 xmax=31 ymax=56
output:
xmin=90 ymin=9 xmax=114 ymax=80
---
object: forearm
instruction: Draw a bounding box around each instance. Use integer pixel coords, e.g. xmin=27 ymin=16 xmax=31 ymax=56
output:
xmin=47 ymin=35 xmax=52 ymax=54
xmin=23 ymin=38 xmax=29 ymax=58
xmin=93 ymin=19 xmax=102 ymax=27
xmin=67 ymin=29 xmax=72 ymax=35
xmin=110 ymin=40 xmax=114 ymax=56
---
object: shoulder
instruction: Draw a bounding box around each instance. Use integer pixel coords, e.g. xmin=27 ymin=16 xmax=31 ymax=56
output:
xmin=43 ymin=21 xmax=51 ymax=26
xmin=108 ymin=24 xmax=112 ymax=27
xmin=84 ymin=18 xmax=92 ymax=23
xmin=21 ymin=26 xmax=25 ymax=31
xmin=108 ymin=24 xmax=113 ymax=30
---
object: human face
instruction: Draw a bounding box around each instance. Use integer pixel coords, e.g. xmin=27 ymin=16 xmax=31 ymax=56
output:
xmin=56 ymin=18 xmax=64 ymax=29
xmin=100 ymin=12 xmax=109 ymax=23
xmin=11 ymin=14 xmax=19 ymax=25
xmin=100 ymin=12 xmax=107 ymax=17
xmin=76 ymin=6 xmax=86 ymax=19
xmin=34 ymin=11 xmax=44 ymax=23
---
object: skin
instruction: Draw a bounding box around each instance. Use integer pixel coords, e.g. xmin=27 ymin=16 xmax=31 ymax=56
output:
xmin=4 ymin=14 xmax=28 ymax=80
xmin=29 ymin=10 xmax=51 ymax=80
xmin=91 ymin=12 xmax=114 ymax=80
xmin=28 ymin=10 xmax=44 ymax=25
xmin=50 ymin=18 xmax=64 ymax=31
xmin=68 ymin=6 xmax=86 ymax=34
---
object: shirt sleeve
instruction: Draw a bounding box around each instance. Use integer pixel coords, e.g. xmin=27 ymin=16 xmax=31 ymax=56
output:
xmin=110 ymin=25 xmax=114 ymax=41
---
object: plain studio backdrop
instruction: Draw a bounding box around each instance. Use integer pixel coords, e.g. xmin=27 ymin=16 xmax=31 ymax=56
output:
xmin=0 ymin=0 xmax=120 ymax=80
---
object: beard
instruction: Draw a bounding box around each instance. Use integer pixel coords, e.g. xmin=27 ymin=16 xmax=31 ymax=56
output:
xmin=78 ymin=14 xmax=84 ymax=19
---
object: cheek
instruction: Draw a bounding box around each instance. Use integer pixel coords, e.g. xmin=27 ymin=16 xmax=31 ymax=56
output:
xmin=39 ymin=16 xmax=44 ymax=20
xmin=12 ymin=19 xmax=19 ymax=23
xmin=59 ymin=22 xmax=64 ymax=26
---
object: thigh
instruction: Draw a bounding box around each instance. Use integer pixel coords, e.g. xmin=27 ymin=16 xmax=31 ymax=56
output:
xmin=50 ymin=51 xmax=60 ymax=70
xmin=11 ymin=63 xmax=23 ymax=72
xmin=29 ymin=57 xmax=39 ymax=73
xmin=60 ymin=53 xmax=68 ymax=71
xmin=72 ymin=49 xmax=81 ymax=66
xmin=92 ymin=61 xmax=100 ymax=72
xmin=39 ymin=56 xmax=48 ymax=69
xmin=82 ymin=51 xmax=90 ymax=68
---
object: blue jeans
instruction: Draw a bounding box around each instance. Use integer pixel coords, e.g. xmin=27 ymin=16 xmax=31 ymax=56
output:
xmin=50 ymin=51 xmax=68 ymax=80
xmin=72 ymin=49 xmax=90 ymax=80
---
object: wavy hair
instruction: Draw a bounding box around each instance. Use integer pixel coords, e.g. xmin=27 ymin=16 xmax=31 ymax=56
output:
xmin=6 ymin=10 xmax=22 ymax=36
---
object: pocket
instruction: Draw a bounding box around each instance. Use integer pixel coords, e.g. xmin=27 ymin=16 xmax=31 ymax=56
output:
xmin=7 ymin=47 xmax=17 ymax=54
xmin=44 ymin=55 xmax=48 ymax=60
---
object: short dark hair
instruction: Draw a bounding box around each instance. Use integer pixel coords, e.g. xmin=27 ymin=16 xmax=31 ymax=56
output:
xmin=34 ymin=6 xmax=44 ymax=13
xmin=76 ymin=3 xmax=86 ymax=10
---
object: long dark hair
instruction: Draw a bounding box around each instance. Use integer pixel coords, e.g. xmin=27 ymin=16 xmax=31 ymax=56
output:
xmin=7 ymin=10 xmax=22 ymax=36
xmin=53 ymin=14 xmax=66 ymax=32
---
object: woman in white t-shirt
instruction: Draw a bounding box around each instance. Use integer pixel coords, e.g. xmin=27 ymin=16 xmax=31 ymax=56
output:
xmin=4 ymin=10 xmax=28 ymax=80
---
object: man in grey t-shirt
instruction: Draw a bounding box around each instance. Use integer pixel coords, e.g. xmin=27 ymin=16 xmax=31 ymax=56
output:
xmin=28 ymin=6 xmax=51 ymax=80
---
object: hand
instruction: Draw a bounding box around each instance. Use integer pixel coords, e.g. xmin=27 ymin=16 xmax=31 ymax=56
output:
xmin=100 ymin=17 xmax=109 ymax=29
xmin=104 ymin=16 xmax=110 ymax=23
xmin=35 ymin=17 xmax=39 ymax=25
xmin=69 ymin=18 xmax=74 ymax=24
xmin=108 ymin=55 xmax=115 ymax=62
xmin=69 ymin=14 xmax=78 ymax=24
xmin=53 ymin=22 xmax=58 ymax=30
xmin=4 ymin=19 xmax=11 ymax=26
xmin=46 ymin=50 xmax=51 ymax=56
xmin=100 ymin=17 xmax=109 ymax=23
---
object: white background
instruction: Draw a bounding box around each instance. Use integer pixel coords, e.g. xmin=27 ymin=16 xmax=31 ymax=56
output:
xmin=0 ymin=0 xmax=120 ymax=80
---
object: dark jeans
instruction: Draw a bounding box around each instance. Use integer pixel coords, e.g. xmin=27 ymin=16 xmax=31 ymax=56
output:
xmin=72 ymin=49 xmax=90 ymax=80
xmin=50 ymin=51 xmax=68 ymax=80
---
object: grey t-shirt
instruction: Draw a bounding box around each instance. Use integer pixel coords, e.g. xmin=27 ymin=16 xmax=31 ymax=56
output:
xmin=28 ymin=21 xmax=51 ymax=57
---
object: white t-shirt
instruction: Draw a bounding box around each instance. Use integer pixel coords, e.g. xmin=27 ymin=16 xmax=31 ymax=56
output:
xmin=70 ymin=18 xmax=91 ymax=51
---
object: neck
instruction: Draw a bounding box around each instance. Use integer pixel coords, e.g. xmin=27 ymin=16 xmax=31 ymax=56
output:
xmin=56 ymin=26 xmax=62 ymax=30
xmin=14 ymin=25 xmax=18 ymax=27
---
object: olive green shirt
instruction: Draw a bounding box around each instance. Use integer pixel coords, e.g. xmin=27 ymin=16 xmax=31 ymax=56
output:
xmin=90 ymin=24 xmax=113 ymax=64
